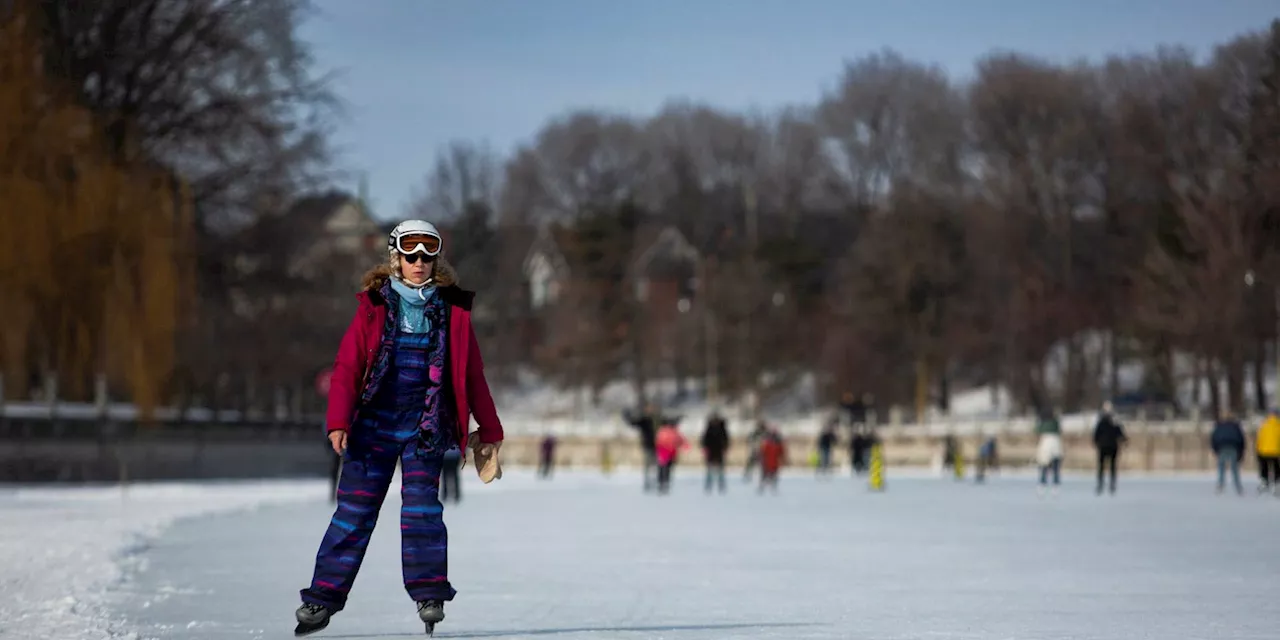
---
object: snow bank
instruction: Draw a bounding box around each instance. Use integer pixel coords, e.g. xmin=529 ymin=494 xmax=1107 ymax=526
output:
xmin=0 ymin=480 xmax=325 ymax=640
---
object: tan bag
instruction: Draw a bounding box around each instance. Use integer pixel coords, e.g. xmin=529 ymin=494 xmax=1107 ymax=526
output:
xmin=468 ymin=432 xmax=503 ymax=483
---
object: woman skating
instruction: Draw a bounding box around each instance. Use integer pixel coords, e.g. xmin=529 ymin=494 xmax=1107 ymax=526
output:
xmin=295 ymin=220 xmax=504 ymax=636
xmin=1035 ymin=410 xmax=1064 ymax=495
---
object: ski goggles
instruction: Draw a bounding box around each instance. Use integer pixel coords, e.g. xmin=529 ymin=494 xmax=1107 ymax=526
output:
xmin=394 ymin=233 xmax=442 ymax=256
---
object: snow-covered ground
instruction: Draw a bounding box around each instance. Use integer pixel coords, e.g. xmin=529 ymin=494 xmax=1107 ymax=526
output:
xmin=0 ymin=480 xmax=327 ymax=640
xmin=6 ymin=469 xmax=1266 ymax=640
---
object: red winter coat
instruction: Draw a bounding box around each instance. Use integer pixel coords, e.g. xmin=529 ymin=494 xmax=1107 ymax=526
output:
xmin=325 ymin=267 xmax=503 ymax=450
xmin=760 ymin=437 xmax=786 ymax=474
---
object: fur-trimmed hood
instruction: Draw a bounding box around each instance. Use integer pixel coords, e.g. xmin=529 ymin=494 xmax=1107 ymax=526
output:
xmin=361 ymin=256 xmax=458 ymax=292
xmin=359 ymin=257 xmax=474 ymax=311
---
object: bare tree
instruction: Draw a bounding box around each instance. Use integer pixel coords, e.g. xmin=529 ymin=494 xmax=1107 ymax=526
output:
xmin=406 ymin=141 xmax=501 ymax=223
xmin=500 ymin=111 xmax=653 ymax=222
xmin=37 ymin=0 xmax=336 ymax=232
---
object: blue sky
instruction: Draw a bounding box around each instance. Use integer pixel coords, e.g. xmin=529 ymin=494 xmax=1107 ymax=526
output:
xmin=301 ymin=0 xmax=1279 ymax=220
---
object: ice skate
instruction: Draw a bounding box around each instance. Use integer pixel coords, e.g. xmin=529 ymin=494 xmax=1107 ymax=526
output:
xmin=294 ymin=603 xmax=332 ymax=636
xmin=417 ymin=599 xmax=444 ymax=635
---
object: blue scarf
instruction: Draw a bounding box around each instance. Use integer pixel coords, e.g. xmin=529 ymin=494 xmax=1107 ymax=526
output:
xmin=390 ymin=278 xmax=436 ymax=333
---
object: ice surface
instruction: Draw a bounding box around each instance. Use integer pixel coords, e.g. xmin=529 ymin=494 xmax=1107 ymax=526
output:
xmin=102 ymin=469 xmax=1280 ymax=640
xmin=0 ymin=480 xmax=325 ymax=640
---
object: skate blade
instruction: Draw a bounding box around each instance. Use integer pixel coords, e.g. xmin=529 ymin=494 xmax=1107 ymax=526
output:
xmin=425 ymin=621 xmax=435 ymax=636
xmin=294 ymin=618 xmax=330 ymax=637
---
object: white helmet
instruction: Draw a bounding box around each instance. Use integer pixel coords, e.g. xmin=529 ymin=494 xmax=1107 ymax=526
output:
xmin=388 ymin=219 xmax=442 ymax=256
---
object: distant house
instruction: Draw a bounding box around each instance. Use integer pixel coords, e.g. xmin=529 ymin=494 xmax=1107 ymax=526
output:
xmin=521 ymin=224 xmax=571 ymax=311
xmin=629 ymin=225 xmax=701 ymax=308
xmin=278 ymin=192 xmax=384 ymax=275
xmin=495 ymin=220 xmax=704 ymax=378
xmin=628 ymin=225 xmax=702 ymax=390
xmin=229 ymin=191 xmax=383 ymax=318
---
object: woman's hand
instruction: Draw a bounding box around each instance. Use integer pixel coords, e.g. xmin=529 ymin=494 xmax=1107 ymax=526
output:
xmin=470 ymin=439 xmax=503 ymax=483
xmin=328 ymin=431 xmax=347 ymax=455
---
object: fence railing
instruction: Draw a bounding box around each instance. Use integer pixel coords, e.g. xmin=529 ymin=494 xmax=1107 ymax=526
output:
xmin=0 ymin=413 xmax=329 ymax=483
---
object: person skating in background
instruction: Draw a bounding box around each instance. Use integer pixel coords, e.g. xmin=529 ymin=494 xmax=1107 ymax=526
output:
xmin=538 ymin=433 xmax=558 ymax=479
xmin=296 ymin=220 xmax=504 ymax=636
xmin=816 ymin=418 xmax=838 ymax=477
xmin=700 ymin=410 xmax=730 ymax=494
xmin=759 ymin=428 xmax=788 ymax=495
xmin=1255 ymin=409 xmax=1280 ymax=495
xmin=1210 ymin=412 xmax=1247 ymax=495
xmin=1092 ymin=402 xmax=1127 ymax=496
xmin=849 ymin=426 xmax=871 ymax=476
xmin=439 ymin=448 xmax=462 ymax=504
xmin=654 ymin=417 xmax=689 ymax=495
xmin=623 ymin=403 xmax=659 ymax=492
xmin=941 ymin=435 xmax=959 ymax=477
xmin=742 ymin=421 xmax=768 ymax=481
xmin=975 ymin=436 xmax=998 ymax=483
xmin=1035 ymin=409 xmax=1064 ymax=494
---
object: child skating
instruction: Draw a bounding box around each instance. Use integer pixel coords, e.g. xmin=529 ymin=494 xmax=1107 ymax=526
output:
xmin=294 ymin=221 xmax=504 ymax=637
xmin=759 ymin=428 xmax=787 ymax=495
xmin=654 ymin=417 xmax=689 ymax=495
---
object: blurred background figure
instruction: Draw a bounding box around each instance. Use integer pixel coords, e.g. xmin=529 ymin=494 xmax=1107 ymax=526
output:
xmin=850 ymin=426 xmax=872 ymax=476
xmin=758 ymin=427 xmax=787 ymax=495
xmin=1092 ymin=402 xmax=1127 ymax=495
xmin=1255 ymin=409 xmax=1280 ymax=495
xmin=1211 ymin=412 xmax=1247 ymax=495
xmin=654 ymin=416 xmax=688 ymax=495
xmin=816 ymin=417 xmax=839 ymax=477
xmin=941 ymin=435 xmax=959 ymax=478
xmin=538 ymin=433 xmax=558 ymax=480
xmin=1036 ymin=410 xmax=1064 ymax=494
xmin=700 ymin=410 xmax=730 ymax=494
xmin=742 ymin=421 xmax=768 ymax=482
xmin=440 ymin=448 xmax=462 ymax=504
xmin=975 ymin=436 xmax=998 ymax=483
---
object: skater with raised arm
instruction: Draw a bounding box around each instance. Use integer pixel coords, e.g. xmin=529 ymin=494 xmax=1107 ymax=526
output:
xmin=624 ymin=403 xmax=659 ymax=491
xmin=294 ymin=221 xmax=504 ymax=637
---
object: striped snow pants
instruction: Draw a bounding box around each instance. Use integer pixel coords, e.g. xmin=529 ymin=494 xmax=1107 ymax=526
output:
xmin=300 ymin=439 xmax=455 ymax=610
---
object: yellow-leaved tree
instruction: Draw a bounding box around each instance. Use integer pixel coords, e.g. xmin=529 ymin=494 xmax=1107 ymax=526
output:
xmin=0 ymin=2 xmax=193 ymax=418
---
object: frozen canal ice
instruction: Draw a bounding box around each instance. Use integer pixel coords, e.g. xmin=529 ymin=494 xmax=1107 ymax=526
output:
xmin=44 ymin=471 xmax=1280 ymax=638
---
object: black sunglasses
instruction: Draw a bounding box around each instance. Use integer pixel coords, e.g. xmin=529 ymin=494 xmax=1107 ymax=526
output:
xmin=402 ymin=253 xmax=435 ymax=264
